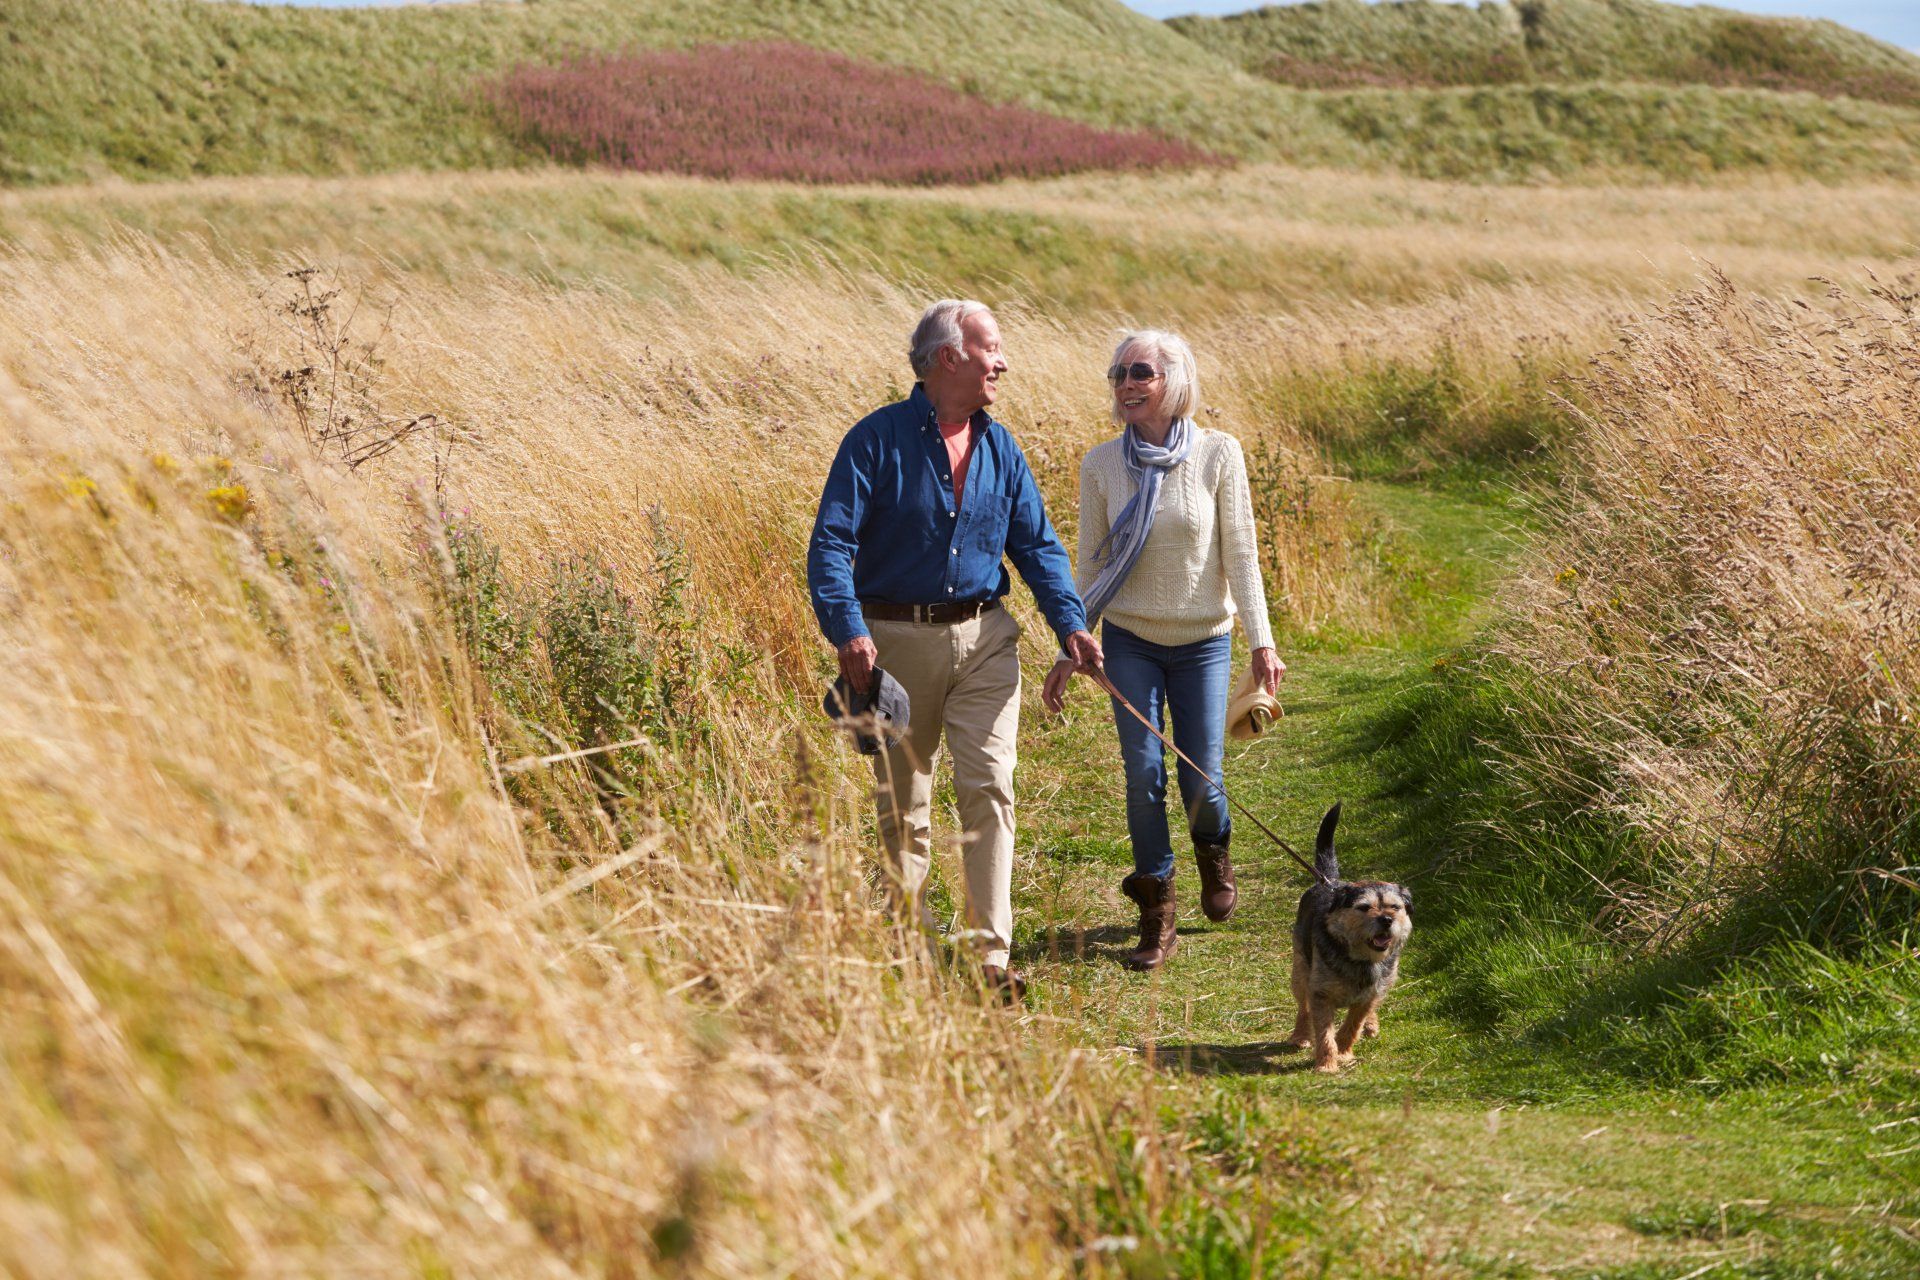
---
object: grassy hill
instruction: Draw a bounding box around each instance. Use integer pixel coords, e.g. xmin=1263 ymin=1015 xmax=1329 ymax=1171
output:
xmin=0 ymin=0 xmax=1337 ymax=186
xmin=6 ymin=0 xmax=1920 ymax=187
xmin=1173 ymin=0 xmax=1920 ymax=104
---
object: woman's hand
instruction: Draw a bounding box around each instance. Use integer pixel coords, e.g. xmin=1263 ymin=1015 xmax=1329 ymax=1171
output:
xmin=1253 ymin=646 xmax=1286 ymax=695
xmin=1041 ymin=658 xmax=1078 ymax=714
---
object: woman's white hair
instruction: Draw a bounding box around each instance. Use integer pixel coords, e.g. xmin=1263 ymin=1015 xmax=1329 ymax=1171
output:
xmin=909 ymin=299 xmax=991 ymax=378
xmin=1110 ymin=329 xmax=1200 ymax=424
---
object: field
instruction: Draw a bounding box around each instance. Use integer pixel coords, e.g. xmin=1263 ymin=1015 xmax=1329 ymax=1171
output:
xmin=4 ymin=0 xmax=1920 ymax=1275
xmin=3 ymin=150 xmax=1920 ymax=1274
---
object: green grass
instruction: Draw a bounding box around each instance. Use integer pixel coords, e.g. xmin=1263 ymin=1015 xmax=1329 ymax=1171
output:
xmin=1379 ymin=649 xmax=1920 ymax=1102
xmin=11 ymin=0 xmax=1920 ymax=188
xmin=1174 ymin=0 xmax=1535 ymax=89
xmin=997 ymin=467 xmax=1920 ymax=1274
xmin=1303 ymin=81 xmax=1920 ymax=183
xmin=0 ymin=0 xmax=1336 ymax=187
xmin=1259 ymin=342 xmax=1574 ymax=482
xmin=1175 ymin=0 xmax=1920 ymax=105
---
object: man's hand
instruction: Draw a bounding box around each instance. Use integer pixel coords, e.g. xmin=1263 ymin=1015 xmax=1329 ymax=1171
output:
xmin=1252 ymin=646 xmax=1286 ymax=695
xmin=838 ymin=635 xmax=878 ymax=696
xmin=1063 ymin=629 xmax=1103 ymax=673
xmin=1041 ymin=658 xmax=1077 ymax=715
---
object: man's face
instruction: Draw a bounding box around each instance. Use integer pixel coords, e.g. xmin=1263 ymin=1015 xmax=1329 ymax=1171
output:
xmin=946 ymin=311 xmax=1008 ymax=411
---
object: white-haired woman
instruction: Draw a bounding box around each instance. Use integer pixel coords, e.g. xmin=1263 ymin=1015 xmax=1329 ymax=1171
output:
xmin=1043 ymin=330 xmax=1284 ymax=972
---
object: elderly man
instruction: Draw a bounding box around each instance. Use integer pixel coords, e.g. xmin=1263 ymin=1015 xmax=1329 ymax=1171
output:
xmin=809 ymin=299 xmax=1101 ymax=1000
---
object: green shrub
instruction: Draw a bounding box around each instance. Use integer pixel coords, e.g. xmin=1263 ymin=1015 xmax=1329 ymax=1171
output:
xmin=445 ymin=509 xmax=730 ymax=825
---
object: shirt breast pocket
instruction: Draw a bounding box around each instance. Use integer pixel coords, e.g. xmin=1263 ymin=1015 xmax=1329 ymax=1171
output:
xmin=967 ymin=493 xmax=1014 ymax=563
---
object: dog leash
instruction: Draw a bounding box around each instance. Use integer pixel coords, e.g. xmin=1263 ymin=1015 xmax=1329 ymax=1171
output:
xmin=1084 ymin=666 xmax=1330 ymax=887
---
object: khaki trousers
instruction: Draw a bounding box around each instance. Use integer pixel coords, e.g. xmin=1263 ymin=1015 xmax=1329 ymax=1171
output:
xmin=867 ymin=605 xmax=1021 ymax=970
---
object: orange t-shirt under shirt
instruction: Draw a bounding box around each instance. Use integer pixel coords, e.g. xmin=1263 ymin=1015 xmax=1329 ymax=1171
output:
xmin=938 ymin=419 xmax=975 ymax=510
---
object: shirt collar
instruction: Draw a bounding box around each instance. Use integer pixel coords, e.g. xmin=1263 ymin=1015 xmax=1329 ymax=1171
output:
xmin=909 ymin=382 xmax=991 ymax=435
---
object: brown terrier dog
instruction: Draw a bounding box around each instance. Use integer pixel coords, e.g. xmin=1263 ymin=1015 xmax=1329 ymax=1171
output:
xmin=1286 ymin=804 xmax=1412 ymax=1073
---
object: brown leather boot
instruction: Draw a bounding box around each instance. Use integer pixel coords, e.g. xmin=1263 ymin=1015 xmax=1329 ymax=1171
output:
xmin=1195 ymin=838 xmax=1237 ymax=922
xmin=1120 ymin=873 xmax=1177 ymax=971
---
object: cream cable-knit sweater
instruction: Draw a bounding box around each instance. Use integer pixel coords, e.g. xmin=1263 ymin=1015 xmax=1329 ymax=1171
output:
xmin=1074 ymin=427 xmax=1274 ymax=652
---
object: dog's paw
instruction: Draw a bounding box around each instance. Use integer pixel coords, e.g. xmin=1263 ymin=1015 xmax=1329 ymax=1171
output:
xmin=1313 ymin=1059 xmax=1342 ymax=1075
xmin=1284 ymin=1033 xmax=1313 ymax=1051
xmin=1336 ymin=1051 xmax=1358 ymax=1067
xmin=1360 ymin=1022 xmax=1380 ymax=1040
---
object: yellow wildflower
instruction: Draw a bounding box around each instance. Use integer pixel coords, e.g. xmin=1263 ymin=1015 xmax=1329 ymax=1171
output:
xmin=207 ymin=484 xmax=251 ymax=523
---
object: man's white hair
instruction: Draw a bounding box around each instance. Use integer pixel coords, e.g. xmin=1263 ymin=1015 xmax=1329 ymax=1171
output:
xmin=909 ymin=299 xmax=991 ymax=378
xmin=1111 ymin=329 xmax=1200 ymax=424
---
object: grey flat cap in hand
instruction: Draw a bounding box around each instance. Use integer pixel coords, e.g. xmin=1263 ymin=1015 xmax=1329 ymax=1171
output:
xmin=823 ymin=667 xmax=911 ymax=755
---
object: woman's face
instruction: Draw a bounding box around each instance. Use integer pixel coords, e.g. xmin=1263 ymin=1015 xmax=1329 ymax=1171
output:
xmin=1109 ymin=350 xmax=1168 ymax=427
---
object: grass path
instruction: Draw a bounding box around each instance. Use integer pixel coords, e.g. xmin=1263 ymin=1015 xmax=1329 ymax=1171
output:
xmin=1003 ymin=477 xmax=1919 ymax=1277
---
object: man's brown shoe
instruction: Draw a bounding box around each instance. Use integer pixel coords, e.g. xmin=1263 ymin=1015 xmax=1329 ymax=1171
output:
xmin=981 ymin=964 xmax=1027 ymax=1005
xmin=1195 ymin=838 xmax=1237 ymax=923
xmin=1120 ymin=872 xmax=1177 ymax=971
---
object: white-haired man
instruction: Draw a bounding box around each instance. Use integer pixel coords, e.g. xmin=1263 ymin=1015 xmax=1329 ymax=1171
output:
xmin=808 ymin=299 xmax=1101 ymax=1001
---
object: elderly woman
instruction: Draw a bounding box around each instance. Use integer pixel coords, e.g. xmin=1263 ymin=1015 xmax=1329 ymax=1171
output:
xmin=1043 ymin=330 xmax=1284 ymax=972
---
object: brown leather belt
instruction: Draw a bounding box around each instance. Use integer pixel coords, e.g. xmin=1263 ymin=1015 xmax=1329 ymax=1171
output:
xmin=860 ymin=597 xmax=1000 ymax=625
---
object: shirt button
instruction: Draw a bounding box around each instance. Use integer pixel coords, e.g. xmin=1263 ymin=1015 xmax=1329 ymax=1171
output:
xmin=950 ymin=548 xmax=957 ymax=556
xmin=947 ymin=586 xmax=954 ymax=594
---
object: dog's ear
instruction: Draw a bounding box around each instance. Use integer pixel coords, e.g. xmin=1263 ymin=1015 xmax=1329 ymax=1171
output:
xmin=1396 ymin=883 xmax=1412 ymax=913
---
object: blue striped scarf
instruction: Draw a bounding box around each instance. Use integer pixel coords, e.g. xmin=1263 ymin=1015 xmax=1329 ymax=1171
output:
xmin=1080 ymin=417 xmax=1194 ymax=629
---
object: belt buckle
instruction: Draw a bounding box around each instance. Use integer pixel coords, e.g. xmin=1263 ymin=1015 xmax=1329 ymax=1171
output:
xmin=913 ymin=603 xmax=931 ymax=624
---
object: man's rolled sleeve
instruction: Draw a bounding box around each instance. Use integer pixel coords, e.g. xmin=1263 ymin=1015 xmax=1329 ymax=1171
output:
xmin=1001 ymin=441 xmax=1089 ymax=645
xmin=808 ymin=425 xmax=876 ymax=648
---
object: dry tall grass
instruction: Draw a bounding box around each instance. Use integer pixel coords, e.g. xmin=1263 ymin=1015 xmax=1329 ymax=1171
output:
xmin=4 ymin=374 xmax=1178 ymax=1275
xmin=1482 ymin=268 xmax=1920 ymax=947
xmin=22 ymin=217 xmax=1884 ymax=1270
xmin=10 ymin=176 xmax=1915 ymax=1266
xmin=10 ymin=165 xmax=1920 ymax=316
xmin=3 ymin=240 xmax=1465 ymax=1275
xmin=1 ymin=239 xmax=1614 ymax=653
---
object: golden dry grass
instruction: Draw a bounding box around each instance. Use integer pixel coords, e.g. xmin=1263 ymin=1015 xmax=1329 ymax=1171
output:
xmin=1480 ymin=267 xmax=1920 ymax=945
xmin=0 ymin=241 xmax=1398 ymax=1276
xmin=4 ymin=165 xmax=1919 ymax=1272
xmin=0 ymin=236 xmax=1617 ymax=657
xmin=7 ymin=165 xmax=1920 ymax=314
xmin=0 ymin=300 xmax=1242 ymax=1277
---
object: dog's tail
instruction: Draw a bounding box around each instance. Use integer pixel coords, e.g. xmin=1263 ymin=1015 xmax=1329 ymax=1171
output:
xmin=1314 ymin=802 xmax=1341 ymax=883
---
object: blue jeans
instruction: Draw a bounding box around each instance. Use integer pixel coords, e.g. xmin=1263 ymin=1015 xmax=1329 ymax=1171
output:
xmin=1102 ymin=623 xmax=1233 ymax=879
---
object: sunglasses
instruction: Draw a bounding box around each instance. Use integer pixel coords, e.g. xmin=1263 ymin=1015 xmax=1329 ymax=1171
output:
xmin=1107 ymin=362 xmax=1163 ymax=385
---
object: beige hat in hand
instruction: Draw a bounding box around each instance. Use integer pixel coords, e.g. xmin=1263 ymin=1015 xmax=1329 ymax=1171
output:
xmin=1227 ymin=663 xmax=1282 ymax=740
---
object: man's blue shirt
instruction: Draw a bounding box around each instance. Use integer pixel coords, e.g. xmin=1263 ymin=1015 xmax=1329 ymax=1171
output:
xmin=808 ymin=384 xmax=1088 ymax=649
